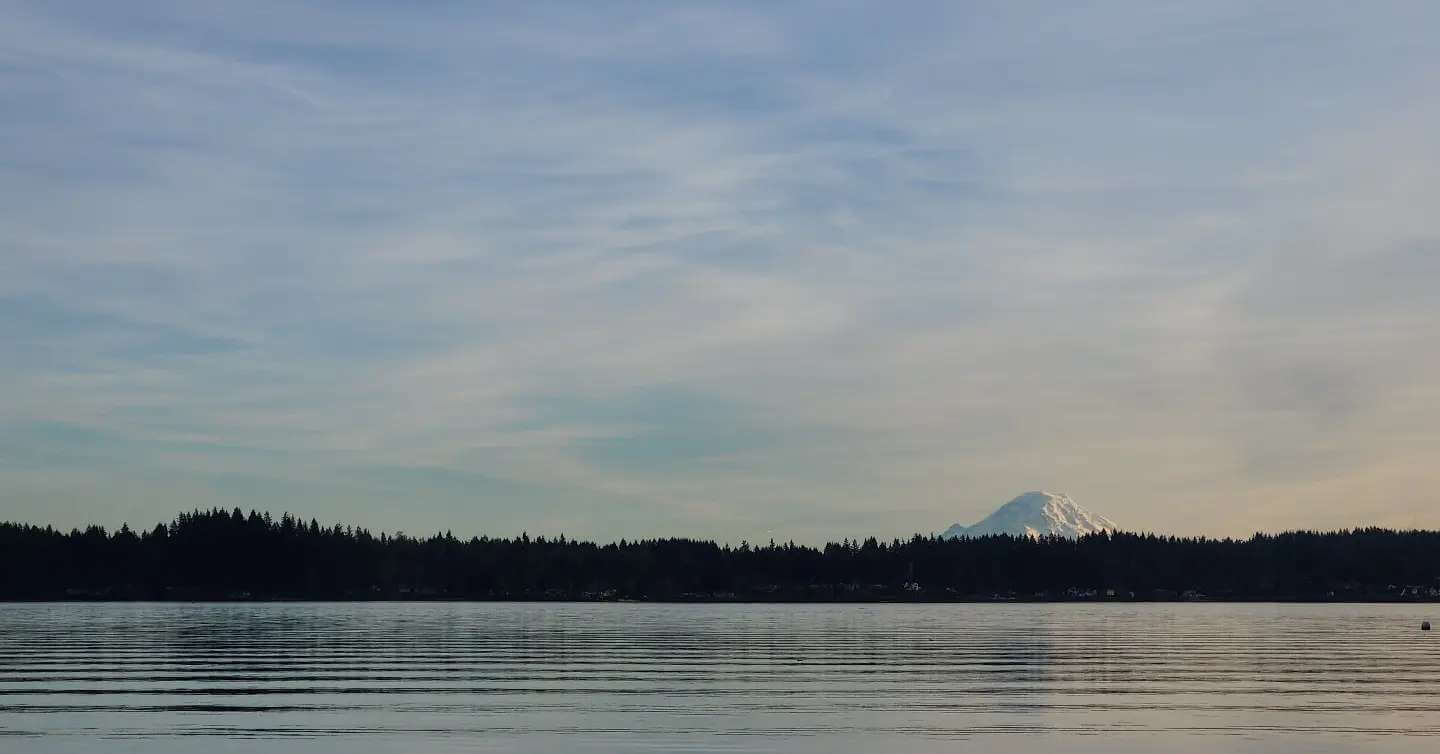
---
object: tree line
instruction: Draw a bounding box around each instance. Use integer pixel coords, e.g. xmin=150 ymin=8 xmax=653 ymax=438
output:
xmin=2 ymin=507 xmax=1438 ymax=600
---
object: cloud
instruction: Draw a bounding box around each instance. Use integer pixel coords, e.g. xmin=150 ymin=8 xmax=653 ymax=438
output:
xmin=3 ymin=1 xmax=1440 ymax=541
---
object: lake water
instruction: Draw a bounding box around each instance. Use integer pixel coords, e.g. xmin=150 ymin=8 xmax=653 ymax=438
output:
xmin=1 ymin=602 xmax=1437 ymax=752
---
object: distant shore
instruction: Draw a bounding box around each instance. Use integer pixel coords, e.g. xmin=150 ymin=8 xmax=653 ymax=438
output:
xmin=6 ymin=508 xmax=1440 ymax=604
xmin=12 ymin=589 xmax=1440 ymax=604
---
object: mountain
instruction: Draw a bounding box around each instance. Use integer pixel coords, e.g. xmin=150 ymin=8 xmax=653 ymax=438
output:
xmin=942 ymin=491 xmax=1117 ymax=539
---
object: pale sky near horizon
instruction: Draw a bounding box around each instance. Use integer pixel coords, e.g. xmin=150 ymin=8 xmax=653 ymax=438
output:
xmin=3 ymin=1 xmax=1439 ymax=543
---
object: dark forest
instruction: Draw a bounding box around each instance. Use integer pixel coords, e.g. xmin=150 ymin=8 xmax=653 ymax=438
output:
xmin=3 ymin=507 xmax=1438 ymax=601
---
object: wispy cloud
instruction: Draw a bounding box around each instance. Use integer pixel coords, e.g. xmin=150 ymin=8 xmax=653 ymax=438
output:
xmin=3 ymin=1 xmax=1439 ymax=540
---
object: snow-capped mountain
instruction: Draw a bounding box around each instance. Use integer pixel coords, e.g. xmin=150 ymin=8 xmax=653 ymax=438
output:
xmin=942 ymin=491 xmax=1117 ymax=539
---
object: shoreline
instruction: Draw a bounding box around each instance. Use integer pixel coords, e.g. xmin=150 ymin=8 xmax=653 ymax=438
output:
xmin=7 ymin=595 xmax=1439 ymax=604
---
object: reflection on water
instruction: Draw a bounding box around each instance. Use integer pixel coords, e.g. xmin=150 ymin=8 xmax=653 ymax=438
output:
xmin=1 ymin=602 xmax=1437 ymax=752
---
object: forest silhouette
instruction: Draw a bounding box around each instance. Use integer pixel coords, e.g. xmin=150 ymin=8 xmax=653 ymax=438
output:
xmin=3 ymin=507 xmax=1438 ymax=601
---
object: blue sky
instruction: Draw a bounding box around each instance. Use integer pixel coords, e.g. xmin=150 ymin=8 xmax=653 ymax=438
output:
xmin=3 ymin=1 xmax=1439 ymax=541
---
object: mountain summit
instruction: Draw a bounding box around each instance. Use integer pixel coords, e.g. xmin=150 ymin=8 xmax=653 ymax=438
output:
xmin=942 ymin=491 xmax=1117 ymax=539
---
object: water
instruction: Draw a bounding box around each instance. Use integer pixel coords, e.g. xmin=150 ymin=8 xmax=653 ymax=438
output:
xmin=1 ymin=602 xmax=1437 ymax=753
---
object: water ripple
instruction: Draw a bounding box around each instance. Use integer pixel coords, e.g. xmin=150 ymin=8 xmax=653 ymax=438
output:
xmin=1 ymin=603 xmax=1436 ymax=752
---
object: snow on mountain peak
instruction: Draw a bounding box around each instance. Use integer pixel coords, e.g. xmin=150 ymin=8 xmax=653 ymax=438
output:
xmin=941 ymin=491 xmax=1117 ymax=539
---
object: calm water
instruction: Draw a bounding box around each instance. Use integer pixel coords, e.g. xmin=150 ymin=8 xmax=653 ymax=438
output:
xmin=1 ymin=602 xmax=1437 ymax=753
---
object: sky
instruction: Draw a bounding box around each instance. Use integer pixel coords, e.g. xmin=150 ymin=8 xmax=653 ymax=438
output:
xmin=3 ymin=1 xmax=1439 ymax=543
